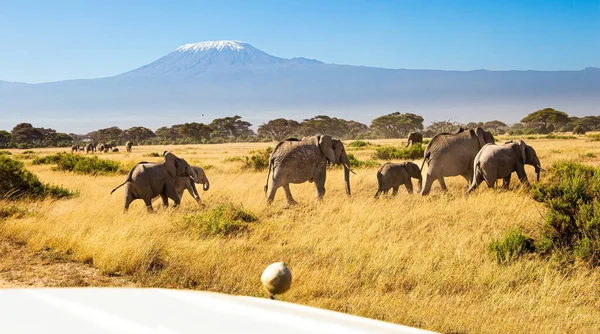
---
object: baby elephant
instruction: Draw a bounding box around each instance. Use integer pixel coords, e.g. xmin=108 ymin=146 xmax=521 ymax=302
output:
xmin=467 ymin=140 xmax=543 ymax=193
xmin=374 ymin=162 xmax=422 ymax=197
xmin=152 ymin=166 xmax=210 ymax=205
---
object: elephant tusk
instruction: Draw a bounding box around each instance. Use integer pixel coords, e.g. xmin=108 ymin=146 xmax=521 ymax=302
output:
xmin=343 ymin=163 xmax=356 ymax=175
xmin=189 ymin=176 xmax=196 ymax=181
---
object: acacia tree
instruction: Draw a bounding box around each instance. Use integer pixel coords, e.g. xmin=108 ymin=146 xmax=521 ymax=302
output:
xmin=177 ymin=122 xmax=212 ymax=142
xmin=370 ymin=112 xmax=424 ymax=138
xmin=11 ymin=123 xmax=43 ymax=146
xmin=0 ymin=130 xmax=11 ymax=147
xmin=425 ymin=120 xmax=461 ymax=135
xmin=210 ymin=115 xmax=254 ymax=140
xmin=483 ymin=120 xmax=507 ymax=134
xmin=257 ymin=118 xmax=301 ymax=141
xmin=123 ymin=126 xmax=155 ymax=143
xmin=521 ymin=108 xmax=569 ymax=133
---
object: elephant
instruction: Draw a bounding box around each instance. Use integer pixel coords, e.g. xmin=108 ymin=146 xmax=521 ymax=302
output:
xmin=125 ymin=141 xmax=133 ymax=153
xmin=112 ymin=147 xmax=119 ymax=153
xmin=71 ymin=145 xmax=79 ymax=153
xmin=110 ymin=151 xmax=196 ymax=212
xmin=97 ymin=144 xmax=106 ymax=152
xmin=420 ymin=127 xmax=495 ymax=195
xmin=467 ymin=140 xmax=543 ymax=193
xmin=406 ymin=132 xmax=423 ymax=147
xmin=151 ymin=166 xmax=210 ymax=205
xmin=374 ymin=161 xmax=422 ymax=197
xmin=264 ymin=135 xmax=353 ymax=205
xmin=85 ymin=143 xmax=94 ymax=153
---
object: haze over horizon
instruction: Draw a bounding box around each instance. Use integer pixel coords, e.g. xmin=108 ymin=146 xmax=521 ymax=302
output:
xmin=1 ymin=0 xmax=599 ymax=83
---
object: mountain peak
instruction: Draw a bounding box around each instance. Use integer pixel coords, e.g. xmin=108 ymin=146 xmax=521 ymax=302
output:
xmin=175 ymin=40 xmax=248 ymax=53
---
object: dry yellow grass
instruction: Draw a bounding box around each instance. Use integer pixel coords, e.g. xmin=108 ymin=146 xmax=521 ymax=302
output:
xmin=1 ymin=135 xmax=600 ymax=333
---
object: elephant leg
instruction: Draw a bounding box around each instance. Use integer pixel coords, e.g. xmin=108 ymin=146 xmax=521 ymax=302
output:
xmin=502 ymin=175 xmax=511 ymax=189
xmin=421 ymin=174 xmax=435 ymax=195
xmin=461 ymin=173 xmax=471 ymax=188
xmin=160 ymin=194 xmax=169 ymax=208
xmin=438 ymin=177 xmax=447 ymax=191
xmin=374 ymin=190 xmax=382 ymax=198
xmin=314 ymin=167 xmax=327 ymax=201
xmin=143 ymin=197 xmax=154 ymax=212
xmin=467 ymin=171 xmax=484 ymax=194
xmin=123 ymin=191 xmax=135 ymax=213
xmin=165 ymin=186 xmax=181 ymax=207
xmin=392 ymin=186 xmax=399 ymax=196
xmin=405 ymin=181 xmax=413 ymax=194
xmin=282 ymin=184 xmax=298 ymax=205
xmin=516 ymin=165 xmax=529 ymax=185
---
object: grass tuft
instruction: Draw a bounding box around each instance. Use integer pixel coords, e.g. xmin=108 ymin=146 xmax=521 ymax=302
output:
xmin=184 ymin=203 xmax=258 ymax=238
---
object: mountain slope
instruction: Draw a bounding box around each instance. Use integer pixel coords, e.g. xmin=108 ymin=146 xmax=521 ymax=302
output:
xmin=0 ymin=41 xmax=598 ymax=133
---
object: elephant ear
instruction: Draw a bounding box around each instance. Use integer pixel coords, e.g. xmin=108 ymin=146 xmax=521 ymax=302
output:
xmin=518 ymin=140 xmax=527 ymax=164
xmin=163 ymin=152 xmax=178 ymax=178
xmin=318 ymin=135 xmax=336 ymax=163
xmin=475 ymin=127 xmax=488 ymax=148
xmin=192 ymin=166 xmax=205 ymax=184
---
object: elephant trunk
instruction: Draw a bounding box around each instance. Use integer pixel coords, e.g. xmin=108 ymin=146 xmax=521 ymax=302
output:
xmin=203 ymin=177 xmax=210 ymax=191
xmin=417 ymin=176 xmax=423 ymax=194
xmin=341 ymin=153 xmax=351 ymax=196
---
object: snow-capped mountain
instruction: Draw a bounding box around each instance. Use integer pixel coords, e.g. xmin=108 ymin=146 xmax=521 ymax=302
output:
xmin=0 ymin=40 xmax=598 ymax=133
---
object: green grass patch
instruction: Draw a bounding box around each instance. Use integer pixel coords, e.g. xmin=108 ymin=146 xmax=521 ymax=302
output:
xmin=545 ymin=134 xmax=576 ymax=140
xmin=372 ymin=143 xmax=424 ymax=160
xmin=184 ymin=203 xmax=258 ymax=238
xmin=0 ymin=150 xmax=11 ymax=156
xmin=346 ymin=153 xmax=379 ymax=168
xmin=0 ymin=203 xmax=28 ymax=220
xmin=243 ymin=147 xmax=273 ymax=171
xmin=586 ymin=134 xmax=600 ymax=142
xmin=33 ymin=153 xmax=124 ymax=175
xmin=0 ymin=156 xmax=75 ymax=200
xmin=489 ymin=229 xmax=535 ymax=264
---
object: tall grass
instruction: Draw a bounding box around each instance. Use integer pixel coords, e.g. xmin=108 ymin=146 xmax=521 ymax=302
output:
xmin=0 ymin=156 xmax=74 ymax=200
xmin=1 ymin=139 xmax=600 ymax=333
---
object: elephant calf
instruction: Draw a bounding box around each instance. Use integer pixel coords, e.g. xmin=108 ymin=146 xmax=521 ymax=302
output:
xmin=374 ymin=161 xmax=422 ymax=197
xmin=151 ymin=166 xmax=210 ymax=205
xmin=467 ymin=140 xmax=543 ymax=193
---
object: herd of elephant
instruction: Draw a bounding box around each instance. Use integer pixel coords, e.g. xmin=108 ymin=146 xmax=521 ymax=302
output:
xmin=72 ymin=141 xmax=134 ymax=154
xmin=110 ymin=128 xmax=543 ymax=212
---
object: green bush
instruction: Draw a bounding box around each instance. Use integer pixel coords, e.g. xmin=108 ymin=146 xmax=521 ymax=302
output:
xmin=0 ymin=156 xmax=74 ymax=200
xmin=0 ymin=150 xmax=11 ymax=156
xmin=346 ymin=153 xmax=379 ymax=168
xmin=545 ymin=134 xmax=576 ymax=140
xmin=33 ymin=153 xmax=123 ymax=175
xmin=573 ymin=125 xmax=586 ymax=135
xmin=586 ymin=134 xmax=600 ymax=142
xmin=489 ymin=229 xmax=535 ymax=264
xmin=531 ymin=161 xmax=600 ymax=265
xmin=372 ymin=143 xmax=424 ymax=160
xmin=184 ymin=203 xmax=258 ymax=238
xmin=243 ymin=147 xmax=273 ymax=171
xmin=0 ymin=203 xmax=27 ymax=219
xmin=348 ymin=140 xmax=371 ymax=149
xmin=581 ymin=152 xmax=597 ymax=158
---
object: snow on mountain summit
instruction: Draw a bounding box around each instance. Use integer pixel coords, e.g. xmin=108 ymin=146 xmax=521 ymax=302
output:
xmin=176 ymin=40 xmax=248 ymax=52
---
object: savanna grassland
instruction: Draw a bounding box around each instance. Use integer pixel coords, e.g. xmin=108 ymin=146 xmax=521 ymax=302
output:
xmin=1 ymin=135 xmax=600 ymax=333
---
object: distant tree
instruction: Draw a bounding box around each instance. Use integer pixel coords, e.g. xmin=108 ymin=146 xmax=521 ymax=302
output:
xmin=573 ymin=125 xmax=586 ymax=135
xmin=482 ymin=120 xmax=507 ymax=134
xmin=345 ymin=120 xmax=370 ymax=138
xmin=54 ymin=133 xmax=74 ymax=147
xmin=572 ymin=116 xmax=600 ymax=131
xmin=123 ymin=126 xmax=155 ymax=143
xmin=370 ymin=112 xmax=424 ymax=138
xmin=258 ymin=118 xmax=301 ymax=141
xmin=210 ymin=116 xmax=254 ymax=140
xmin=88 ymin=126 xmax=123 ymax=144
xmin=466 ymin=122 xmax=484 ymax=129
xmin=11 ymin=123 xmax=43 ymax=146
xmin=521 ymin=108 xmax=569 ymax=133
xmin=426 ymin=120 xmax=461 ymax=135
xmin=178 ymin=122 xmax=212 ymax=142
xmin=0 ymin=130 xmax=11 ymax=147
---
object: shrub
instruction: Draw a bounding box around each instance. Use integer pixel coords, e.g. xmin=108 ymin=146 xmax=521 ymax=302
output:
xmin=17 ymin=143 xmax=32 ymax=149
xmin=0 ymin=156 xmax=74 ymax=200
xmin=33 ymin=153 xmax=123 ymax=175
xmin=144 ymin=152 xmax=161 ymax=157
xmin=184 ymin=204 xmax=258 ymax=238
xmin=586 ymin=134 xmax=600 ymax=142
xmin=346 ymin=153 xmax=379 ymax=168
xmin=545 ymin=134 xmax=576 ymax=140
xmin=0 ymin=150 xmax=11 ymax=155
xmin=372 ymin=143 xmax=424 ymax=160
xmin=489 ymin=229 xmax=535 ymax=264
xmin=531 ymin=161 xmax=600 ymax=265
xmin=243 ymin=147 xmax=273 ymax=171
xmin=0 ymin=203 xmax=27 ymax=219
xmin=348 ymin=140 xmax=370 ymax=148
xmin=581 ymin=152 xmax=597 ymax=158
xmin=573 ymin=125 xmax=586 ymax=135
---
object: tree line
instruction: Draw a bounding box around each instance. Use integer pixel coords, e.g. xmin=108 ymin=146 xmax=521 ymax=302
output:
xmin=1 ymin=108 xmax=598 ymax=149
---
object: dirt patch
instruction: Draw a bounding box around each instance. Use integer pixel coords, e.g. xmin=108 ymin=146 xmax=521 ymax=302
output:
xmin=0 ymin=238 xmax=137 ymax=288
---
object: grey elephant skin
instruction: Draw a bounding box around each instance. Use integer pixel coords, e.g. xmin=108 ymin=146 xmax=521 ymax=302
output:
xmin=406 ymin=132 xmax=423 ymax=147
xmin=467 ymin=140 xmax=542 ymax=193
xmin=151 ymin=166 xmax=210 ymax=205
xmin=420 ymin=127 xmax=495 ymax=195
xmin=374 ymin=161 xmax=422 ymax=197
xmin=110 ymin=151 xmax=196 ymax=212
xmin=126 ymin=141 xmax=133 ymax=153
xmin=264 ymin=135 xmax=352 ymax=205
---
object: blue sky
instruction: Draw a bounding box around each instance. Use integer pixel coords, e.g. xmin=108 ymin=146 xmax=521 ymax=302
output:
xmin=1 ymin=0 xmax=598 ymax=83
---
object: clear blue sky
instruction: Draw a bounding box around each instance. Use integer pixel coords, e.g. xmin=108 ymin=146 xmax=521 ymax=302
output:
xmin=1 ymin=0 xmax=598 ymax=83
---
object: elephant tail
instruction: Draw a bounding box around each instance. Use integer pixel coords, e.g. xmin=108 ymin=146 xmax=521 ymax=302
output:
xmin=420 ymin=151 xmax=430 ymax=172
xmin=110 ymin=163 xmax=139 ymax=195
xmin=374 ymin=170 xmax=383 ymax=198
xmin=264 ymin=157 xmax=274 ymax=197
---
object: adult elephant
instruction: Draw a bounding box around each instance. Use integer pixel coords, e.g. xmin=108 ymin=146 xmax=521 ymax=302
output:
xmin=420 ymin=127 xmax=495 ymax=195
xmin=406 ymin=132 xmax=423 ymax=147
xmin=467 ymin=140 xmax=543 ymax=193
xmin=110 ymin=151 xmax=196 ymax=212
xmin=85 ymin=143 xmax=94 ymax=154
xmin=98 ymin=144 xmax=106 ymax=152
xmin=125 ymin=141 xmax=133 ymax=153
xmin=71 ymin=145 xmax=79 ymax=153
xmin=152 ymin=166 xmax=210 ymax=205
xmin=264 ymin=135 xmax=353 ymax=205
